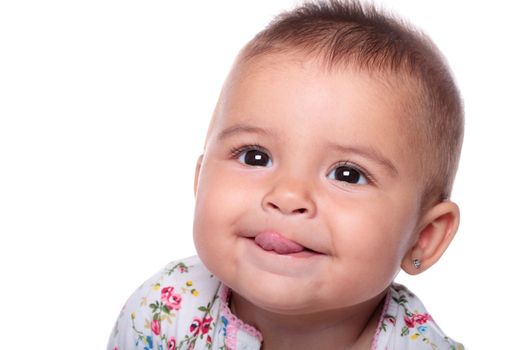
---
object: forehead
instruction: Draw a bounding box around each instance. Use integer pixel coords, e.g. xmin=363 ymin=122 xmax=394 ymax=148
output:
xmin=219 ymin=54 xmax=413 ymax=133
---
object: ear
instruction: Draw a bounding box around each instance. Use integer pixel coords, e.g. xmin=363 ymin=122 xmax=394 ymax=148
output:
xmin=194 ymin=154 xmax=204 ymax=197
xmin=401 ymin=200 xmax=460 ymax=275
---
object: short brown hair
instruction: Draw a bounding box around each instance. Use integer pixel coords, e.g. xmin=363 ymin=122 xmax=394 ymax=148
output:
xmin=239 ymin=0 xmax=464 ymax=207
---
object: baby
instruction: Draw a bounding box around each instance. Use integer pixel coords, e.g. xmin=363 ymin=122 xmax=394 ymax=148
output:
xmin=108 ymin=1 xmax=464 ymax=349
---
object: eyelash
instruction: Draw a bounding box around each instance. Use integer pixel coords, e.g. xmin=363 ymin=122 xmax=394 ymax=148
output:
xmin=330 ymin=160 xmax=375 ymax=185
xmin=229 ymin=143 xmax=268 ymax=159
xmin=228 ymin=144 xmax=375 ymax=185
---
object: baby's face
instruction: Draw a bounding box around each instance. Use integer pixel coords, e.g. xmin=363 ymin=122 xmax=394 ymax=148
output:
xmin=193 ymin=54 xmax=425 ymax=314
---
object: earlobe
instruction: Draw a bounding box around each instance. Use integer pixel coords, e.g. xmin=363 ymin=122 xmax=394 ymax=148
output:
xmin=194 ymin=154 xmax=204 ymax=197
xmin=402 ymin=201 xmax=460 ymax=275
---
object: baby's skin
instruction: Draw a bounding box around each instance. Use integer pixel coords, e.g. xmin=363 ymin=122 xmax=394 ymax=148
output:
xmin=192 ymin=52 xmax=460 ymax=349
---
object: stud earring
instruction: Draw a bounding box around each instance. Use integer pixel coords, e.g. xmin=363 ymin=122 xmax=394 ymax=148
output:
xmin=413 ymin=259 xmax=422 ymax=269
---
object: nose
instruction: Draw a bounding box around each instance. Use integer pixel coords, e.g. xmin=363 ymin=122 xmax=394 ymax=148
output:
xmin=262 ymin=176 xmax=317 ymax=218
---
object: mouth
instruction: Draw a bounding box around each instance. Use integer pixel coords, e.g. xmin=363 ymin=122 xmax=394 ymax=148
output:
xmin=250 ymin=231 xmax=324 ymax=257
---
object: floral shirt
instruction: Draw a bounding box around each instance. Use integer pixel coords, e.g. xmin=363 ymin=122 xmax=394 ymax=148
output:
xmin=107 ymin=256 xmax=464 ymax=350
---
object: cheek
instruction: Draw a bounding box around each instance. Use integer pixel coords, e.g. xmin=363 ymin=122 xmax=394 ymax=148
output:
xmin=333 ymin=215 xmax=403 ymax=268
xmin=327 ymin=199 xmax=413 ymax=286
xmin=192 ymin=162 xmax=256 ymax=264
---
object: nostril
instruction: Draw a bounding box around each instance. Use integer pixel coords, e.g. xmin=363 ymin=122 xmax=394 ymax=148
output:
xmin=265 ymin=201 xmax=311 ymax=215
xmin=269 ymin=203 xmax=279 ymax=210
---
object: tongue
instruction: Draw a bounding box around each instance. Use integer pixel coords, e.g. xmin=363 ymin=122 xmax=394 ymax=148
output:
xmin=254 ymin=232 xmax=305 ymax=254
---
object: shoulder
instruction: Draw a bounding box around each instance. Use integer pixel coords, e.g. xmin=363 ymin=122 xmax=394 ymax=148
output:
xmin=107 ymin=255 xmax=221 ymax=350
xmin=374 ymin=283 xmax=464 ymax=350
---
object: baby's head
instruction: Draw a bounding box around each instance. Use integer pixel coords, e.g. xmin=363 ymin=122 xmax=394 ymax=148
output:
xmin=192 ymin=0 xmax=463 ymax=315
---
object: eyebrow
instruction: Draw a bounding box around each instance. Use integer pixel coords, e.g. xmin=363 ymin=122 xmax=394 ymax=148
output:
xmin=327 ymin=141 xmax=399 ymax=177
xmin=218 ymin=124 xmax=276 ymax=141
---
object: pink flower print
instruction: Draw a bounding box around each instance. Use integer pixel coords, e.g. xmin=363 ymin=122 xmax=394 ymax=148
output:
xmin=190 ymin=317 xmax=202 ymax=336
xmin=384 ymin=314 xmax=396 ymax=325
xmin=206 ymin=334 xmax=212 ymax=345
xmin=201 ymin=316 xmax=213 ymax=335
xmin=404 ymin=313 xmax=431 ymax=329
xmin=161 ymin=286 xmax=174 ymax=296
xmin=412 ymin=313 xmax=431 ymax=325
xmin=151 ymin=319 xmax=161 ymax=336
xmin=161 ymin=286 xmax=182 ymax=311
xmin=167 ymin=336 xmax=176 ymax=350
xmin=189 ymin=315 xmax=213 ymax=336
xmin=404 ymin=315 xmax=416 ymax=328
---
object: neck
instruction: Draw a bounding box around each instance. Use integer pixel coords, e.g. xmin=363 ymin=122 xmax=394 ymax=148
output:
xmin=229 ymin=289 xmax=387 ymax=350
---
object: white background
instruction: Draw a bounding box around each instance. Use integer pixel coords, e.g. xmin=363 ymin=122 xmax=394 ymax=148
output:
xmin=1 ymin=1 xmax=524 ymax=348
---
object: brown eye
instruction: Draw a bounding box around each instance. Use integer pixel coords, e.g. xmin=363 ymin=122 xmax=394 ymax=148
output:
xmin=328 ymin=165 xmax=368 ymax=185
xmin=238 ymin=148 xmax=272 ymax=167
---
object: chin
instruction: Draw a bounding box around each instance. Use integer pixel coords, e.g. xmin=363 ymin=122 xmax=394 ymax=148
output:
xmin=245 ymin=293 xmax=313 ymax=315
xmin=235 ymin=274 xmax=323 ymax=313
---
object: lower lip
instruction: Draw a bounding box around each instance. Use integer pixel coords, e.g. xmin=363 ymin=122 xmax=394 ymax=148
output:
xmin=259 ymin=247 xmax=320 ymax=258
